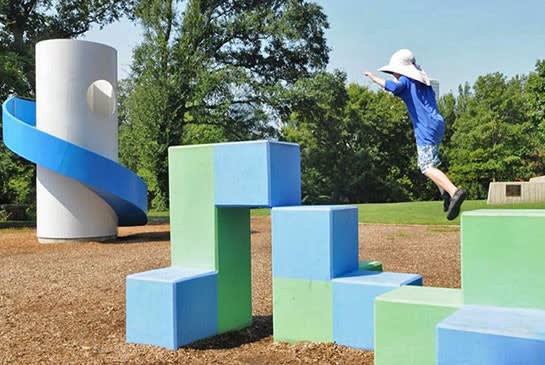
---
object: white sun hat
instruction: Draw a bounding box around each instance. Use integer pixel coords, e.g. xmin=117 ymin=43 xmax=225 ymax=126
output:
xmin=379 ymin=49 xmax=431 ymax=86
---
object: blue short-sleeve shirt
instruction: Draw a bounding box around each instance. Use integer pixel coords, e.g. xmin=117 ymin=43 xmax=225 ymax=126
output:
xmin=385 ymin=76 xmax=445 ymax=146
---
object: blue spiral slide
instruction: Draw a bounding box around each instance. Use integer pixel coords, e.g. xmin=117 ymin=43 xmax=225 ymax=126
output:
xmin=2 ymin=96 xmax=147 ymax=226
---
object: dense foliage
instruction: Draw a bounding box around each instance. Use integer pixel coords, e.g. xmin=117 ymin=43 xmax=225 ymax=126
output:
xmin=119 ymin=0 xmax=330 ymax=208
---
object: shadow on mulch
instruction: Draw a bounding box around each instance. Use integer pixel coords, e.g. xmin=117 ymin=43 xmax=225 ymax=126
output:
xmin=110 ymin=231 xmax=171 ymax=244
xmin=189 ymin=315 xmax=272 ymax=350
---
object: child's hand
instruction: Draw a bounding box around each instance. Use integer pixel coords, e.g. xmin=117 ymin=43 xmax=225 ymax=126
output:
xmin=363 ymin=71 xmax=386 ymax=88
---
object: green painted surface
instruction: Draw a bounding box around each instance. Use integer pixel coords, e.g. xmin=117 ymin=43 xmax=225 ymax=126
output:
xmin=169 ymin=145 xmax=216 ymax=269
xmin=375 ymin=286 xmax=462 ymax=365
xmin=216 ymin=207 xmax=252 ymax=333
xmin=359 ymin=259 xmax=383 ymax=272
xmin=462 ymin=209 xmax=545 ymax=310
xmin=273 ymin=278 xmax=332 ymax=343
xmin=168 ymin=146 xmax=254 ymax=334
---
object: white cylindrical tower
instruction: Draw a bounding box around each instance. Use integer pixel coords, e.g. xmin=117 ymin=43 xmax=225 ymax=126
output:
xmin=35 ymin=39 xmax=118 ymax=242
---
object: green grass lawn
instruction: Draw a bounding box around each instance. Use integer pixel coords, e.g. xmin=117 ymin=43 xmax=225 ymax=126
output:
xmin=16 ymin=200 xmax=545 ymax=230
xmin=251 ymin=200 xmax=545 ymax=225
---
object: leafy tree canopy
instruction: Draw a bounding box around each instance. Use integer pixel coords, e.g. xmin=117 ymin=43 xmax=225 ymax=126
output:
xmin=121 ymin=0 xmax=330 ymax=208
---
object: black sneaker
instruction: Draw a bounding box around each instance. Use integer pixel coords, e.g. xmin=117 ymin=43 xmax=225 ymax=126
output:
xmin=441 ymin=191 xmax=451 ymax=212
xmin=446 ymin=189 xmax=467 ymax=220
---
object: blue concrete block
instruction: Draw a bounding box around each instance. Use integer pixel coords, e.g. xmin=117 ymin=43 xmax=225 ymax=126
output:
xmin=272 ymin=205 xmax=359 ymax=280
xmin=126 ymin=267 xmax=218 ymax=349
xmin=332 ymin=269 xmax=422 ymax=350
xmin=214 ymin=140 xmax=301 ymax=207
xmin=437 ymin=305 xmax=545 ymax=365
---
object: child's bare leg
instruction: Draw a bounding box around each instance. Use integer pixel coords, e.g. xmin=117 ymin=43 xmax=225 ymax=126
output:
xmin=424 ymin=167 xmax=457 ymax=197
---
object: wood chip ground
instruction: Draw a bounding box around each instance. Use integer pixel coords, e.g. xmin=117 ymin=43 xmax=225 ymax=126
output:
xmin=0 ymin=217 xmax=459 ymax=364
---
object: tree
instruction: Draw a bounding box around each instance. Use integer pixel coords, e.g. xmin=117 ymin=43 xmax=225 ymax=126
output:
xmin=121 ymin=0 xmax=330 ymax=209
xmin=523 ymin=59 xmax=545 ymax=176
xmin=282 ymin=71 xmax=423 ymax=204
xmin=527 ymin=60 xmax=545 ymax=144
xmin=0 ymin=0 xmax=135 ymax=209
xmin=281 ymin=71 xmax=350 ymax=203
xmin=344 ymin=83 xmax=421 ymax=202
xmin=447 ymin=73 xmax=533 ymax=198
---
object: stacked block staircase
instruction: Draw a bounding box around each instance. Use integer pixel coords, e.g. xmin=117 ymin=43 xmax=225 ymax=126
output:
xmin=126 ymin=141 xmax=545 ymax=364
xmin=125 ymin=140 xmax=420 ymax=350
xmin=271 ymin=206 xmax=422 ymax=346
xmin=127 ymin=141 xmax=300 ymax=348
xmin=375 ymin=209 xmax=545 ymax=364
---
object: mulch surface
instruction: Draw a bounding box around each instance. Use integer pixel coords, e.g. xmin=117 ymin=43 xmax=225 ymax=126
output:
xmin=0 ymin=217 xmax=460 ymax=364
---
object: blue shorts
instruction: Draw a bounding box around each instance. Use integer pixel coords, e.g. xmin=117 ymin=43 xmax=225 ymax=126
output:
xmin=417 ymin=144 xmax=441 ymax=173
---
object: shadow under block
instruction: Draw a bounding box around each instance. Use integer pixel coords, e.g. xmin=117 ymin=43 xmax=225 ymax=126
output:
xmin=332 ymin=270 xmax=422 ymax=350
xmin=214 ymin=141 xmax=301 ymax=207
xmin=126 ymin=267 xmax=218 ymax=349
xmin=374 ymin=286 xmax=462 ymax=365
xmin=462 ymin=210 xmax=545 ymax=310
xmin=168 ymin=146 xmax=251 ymax=333
xmin=272 ymin=206 xmax=359 ymax=281
xmin=437 ymin=305 xmax=545 ymax=365
xmin=273 ymin=278 xmax=332 ymax=343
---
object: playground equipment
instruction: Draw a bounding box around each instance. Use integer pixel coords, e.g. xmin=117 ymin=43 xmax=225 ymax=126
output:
xmin=128 ymin=140 xmax=545 ymax=364
xmin=126 ymin=140 xmax=422 ymax=350
xmin=2 ymin=39 xmax=147 ymax=242
xmin=3 ymin=39 xmax=542 ymax=363
xmin=374 ymin=210 xmax=545 ymax=364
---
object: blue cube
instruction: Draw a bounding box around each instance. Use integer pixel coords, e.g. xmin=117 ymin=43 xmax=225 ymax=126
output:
xmin=214 ymin=140 xmax=301 ymax=207
xmin=332 ymin=269 xmax=422 ymax=350
xmin=437 ymin=305 xmax=545 ymax=365
xmin=126 ymin=267 xmax=218 ymax=349
xmin=272 ymin=205 xmax=359 ymax=281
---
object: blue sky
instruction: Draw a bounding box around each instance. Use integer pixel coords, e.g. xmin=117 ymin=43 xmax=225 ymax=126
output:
xmin=84 ymin=0 xmax=545 ymax=95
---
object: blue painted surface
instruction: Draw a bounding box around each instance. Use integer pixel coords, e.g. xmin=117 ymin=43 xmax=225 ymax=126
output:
xmin=2 ymin=96 xmax=147 ymax=226
xmin=437 ymin=305 xmax=545 ymax=365
xmin=272 ymin=206 xmax=359 ymax=281
xmin=332 ymin=270 xmax=422 ymax=350
xmin=214 ymin=141 xmax=301 ymax=207
xmin=126 ymin=267 xmax=218 ymax=349
xmin=268 ymin=142 xmax=301 ymax=207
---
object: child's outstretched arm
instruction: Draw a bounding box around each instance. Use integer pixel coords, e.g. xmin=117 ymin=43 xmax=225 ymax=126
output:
xmin=364 ymin=71 xmax=386 ymax=88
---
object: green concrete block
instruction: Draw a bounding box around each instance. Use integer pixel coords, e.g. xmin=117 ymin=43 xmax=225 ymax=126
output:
xmin=359 ymin=259 xmax=383 ymax=272
xmin=216 ymin=207 xmax=252 ymax=333
xmin=462 ymin=210 xmax=545 ymax=310
xmin=169 ymin=145 xmax=216 ymax=269
xmin=273 ymin=278 xmax=332 ymax=343
xmin=375 ymin=286 xmax=462 ymax=365
xmin=168 ymin=146 xmax=253 ymax=334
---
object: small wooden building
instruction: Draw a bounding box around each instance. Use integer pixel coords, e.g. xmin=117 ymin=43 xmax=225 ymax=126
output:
xmin=487 ymin=176 xmax=545 ymax=204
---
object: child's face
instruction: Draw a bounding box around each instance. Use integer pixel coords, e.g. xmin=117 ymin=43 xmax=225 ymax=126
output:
xmin=392 ymin=72 xmax=401 ymax=79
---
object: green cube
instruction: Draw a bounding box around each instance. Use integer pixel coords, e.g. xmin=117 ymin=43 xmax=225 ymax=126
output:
xmin=462 ymin=210 xmax=545 ymax=310
xmin=273 ymin=278 xmax=332 ymax=343
xmin=375 ymin=286 xmax=462 ymax=365
xmin=359 ymin=259 xmax=383 ymax=272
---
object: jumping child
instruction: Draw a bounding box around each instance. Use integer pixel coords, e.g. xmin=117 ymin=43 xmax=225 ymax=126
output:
xmin=364 ymin=49 xmax=466 ymax=220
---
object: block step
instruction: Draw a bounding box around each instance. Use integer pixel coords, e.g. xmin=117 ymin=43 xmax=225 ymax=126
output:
xmin=437 ymin=305 xmax=545 ymax=365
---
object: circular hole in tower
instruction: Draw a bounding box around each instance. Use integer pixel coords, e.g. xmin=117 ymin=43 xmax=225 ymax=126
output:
xmin=86 ymin=80 xmax=116 ymax=119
